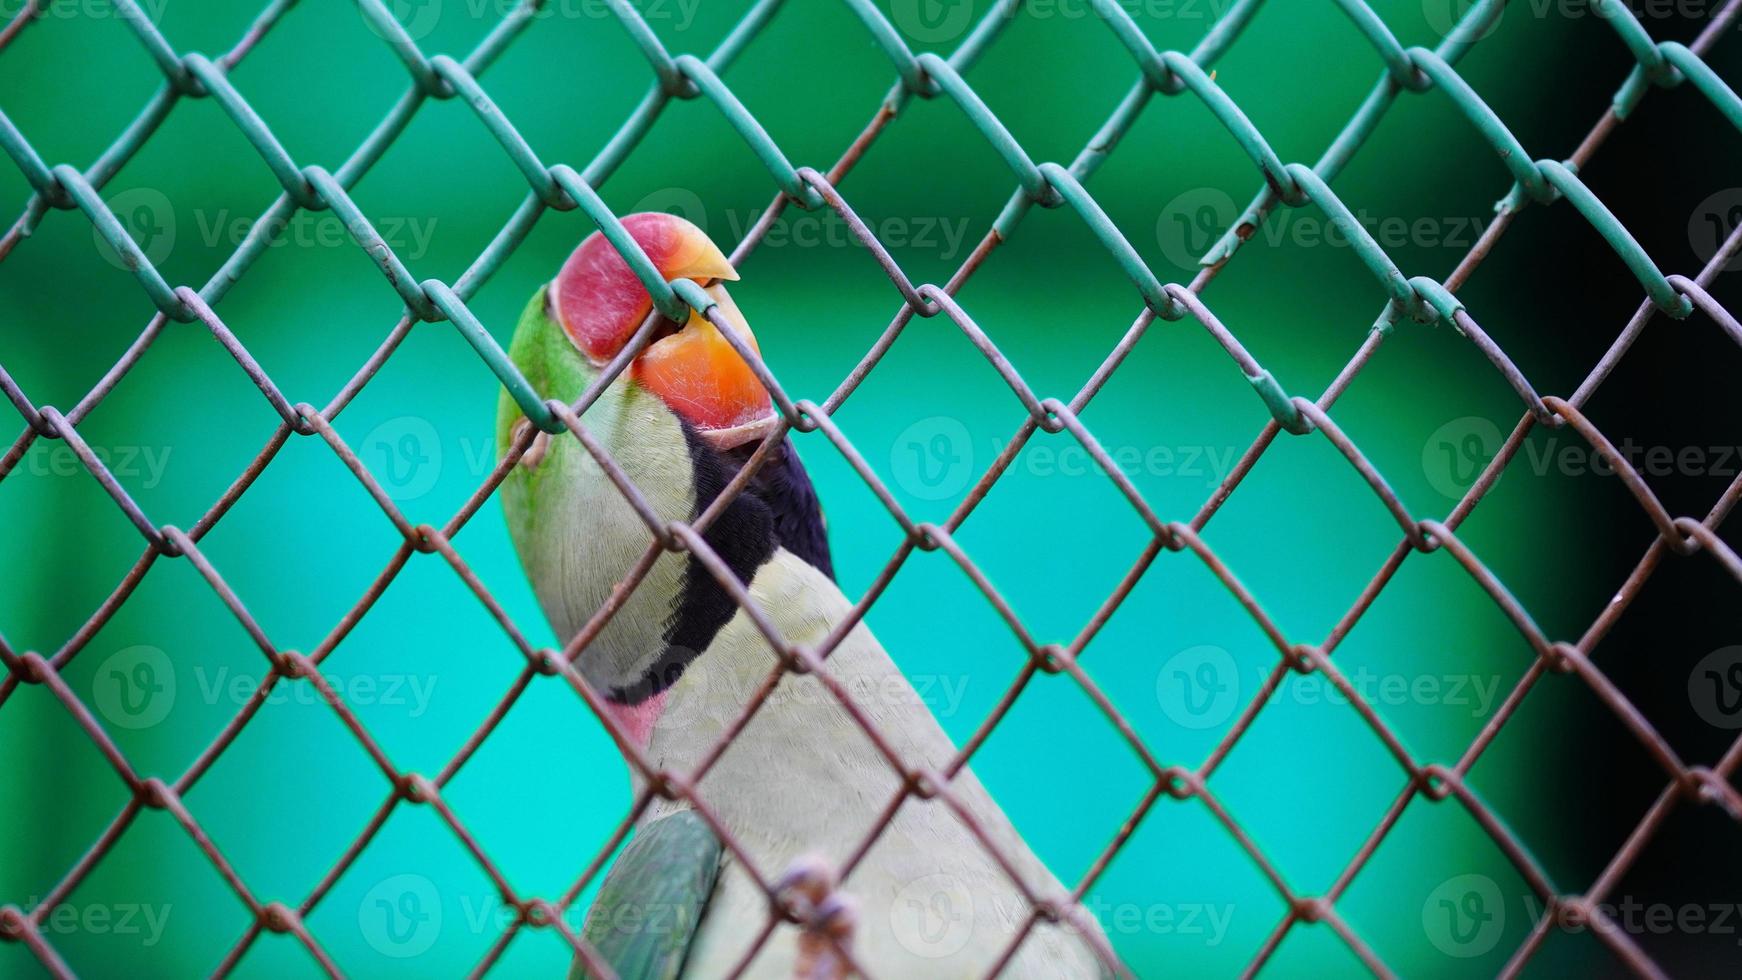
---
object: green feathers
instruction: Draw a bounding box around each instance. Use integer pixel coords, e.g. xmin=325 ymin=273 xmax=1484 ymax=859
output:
xmin=496 ymin=286 xmax=593 ymax=459
xmin=572 ymin=810 xmax=723 ymax=980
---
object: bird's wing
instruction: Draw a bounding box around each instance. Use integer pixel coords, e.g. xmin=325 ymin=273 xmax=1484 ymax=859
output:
xmin=720 ymin=436 xmax=834 ymax=581
xmin=572 ymin=809 xmax=723 ymax=980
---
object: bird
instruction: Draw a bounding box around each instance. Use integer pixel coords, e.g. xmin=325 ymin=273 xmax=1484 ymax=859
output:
xmin=495 ymin=212 xmax=1112 ymax=979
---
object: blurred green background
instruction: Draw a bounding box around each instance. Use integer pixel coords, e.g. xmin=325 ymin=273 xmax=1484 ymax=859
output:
xmin=3 ymin=0 xmax=1739 ymax=976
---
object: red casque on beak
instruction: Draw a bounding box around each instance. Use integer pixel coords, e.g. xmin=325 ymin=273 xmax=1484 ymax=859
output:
xmin=553 ymin=213 xmax=774 ymax=442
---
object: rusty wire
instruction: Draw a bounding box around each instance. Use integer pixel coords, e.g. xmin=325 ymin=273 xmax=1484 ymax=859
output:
xmin=2 ymin=0 xmax=1741 ymax=976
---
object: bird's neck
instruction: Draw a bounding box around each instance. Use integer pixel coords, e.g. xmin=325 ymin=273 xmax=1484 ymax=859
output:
xmin=499 ymin=294 xmax=701 ymax=695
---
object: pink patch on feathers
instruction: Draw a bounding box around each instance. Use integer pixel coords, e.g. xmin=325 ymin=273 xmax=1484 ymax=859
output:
xmin=602 ymin=689 xmax=669 ymax=746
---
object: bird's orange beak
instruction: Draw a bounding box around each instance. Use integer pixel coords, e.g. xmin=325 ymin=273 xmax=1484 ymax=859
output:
xmin=553 ymin=213 xmax=774 ymax=445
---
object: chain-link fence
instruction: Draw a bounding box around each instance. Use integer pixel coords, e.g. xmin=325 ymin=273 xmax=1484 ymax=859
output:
xmin=2 ymin=0 xmax=1741 ymax=975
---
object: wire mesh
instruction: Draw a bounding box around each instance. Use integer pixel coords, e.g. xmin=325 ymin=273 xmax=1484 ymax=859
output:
xmin=2 ymin=0 xmax=1741 ymax=976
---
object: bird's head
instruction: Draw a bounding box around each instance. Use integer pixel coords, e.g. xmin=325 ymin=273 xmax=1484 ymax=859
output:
xmin=498 ymin=212 xmax=788 ymax=709
xmin=551 ymin=211 xmax=775 ymax=447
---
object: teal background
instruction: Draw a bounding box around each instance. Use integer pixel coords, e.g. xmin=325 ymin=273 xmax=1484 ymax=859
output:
xmin=1 ymin=0 xmax=1720 ymax=976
